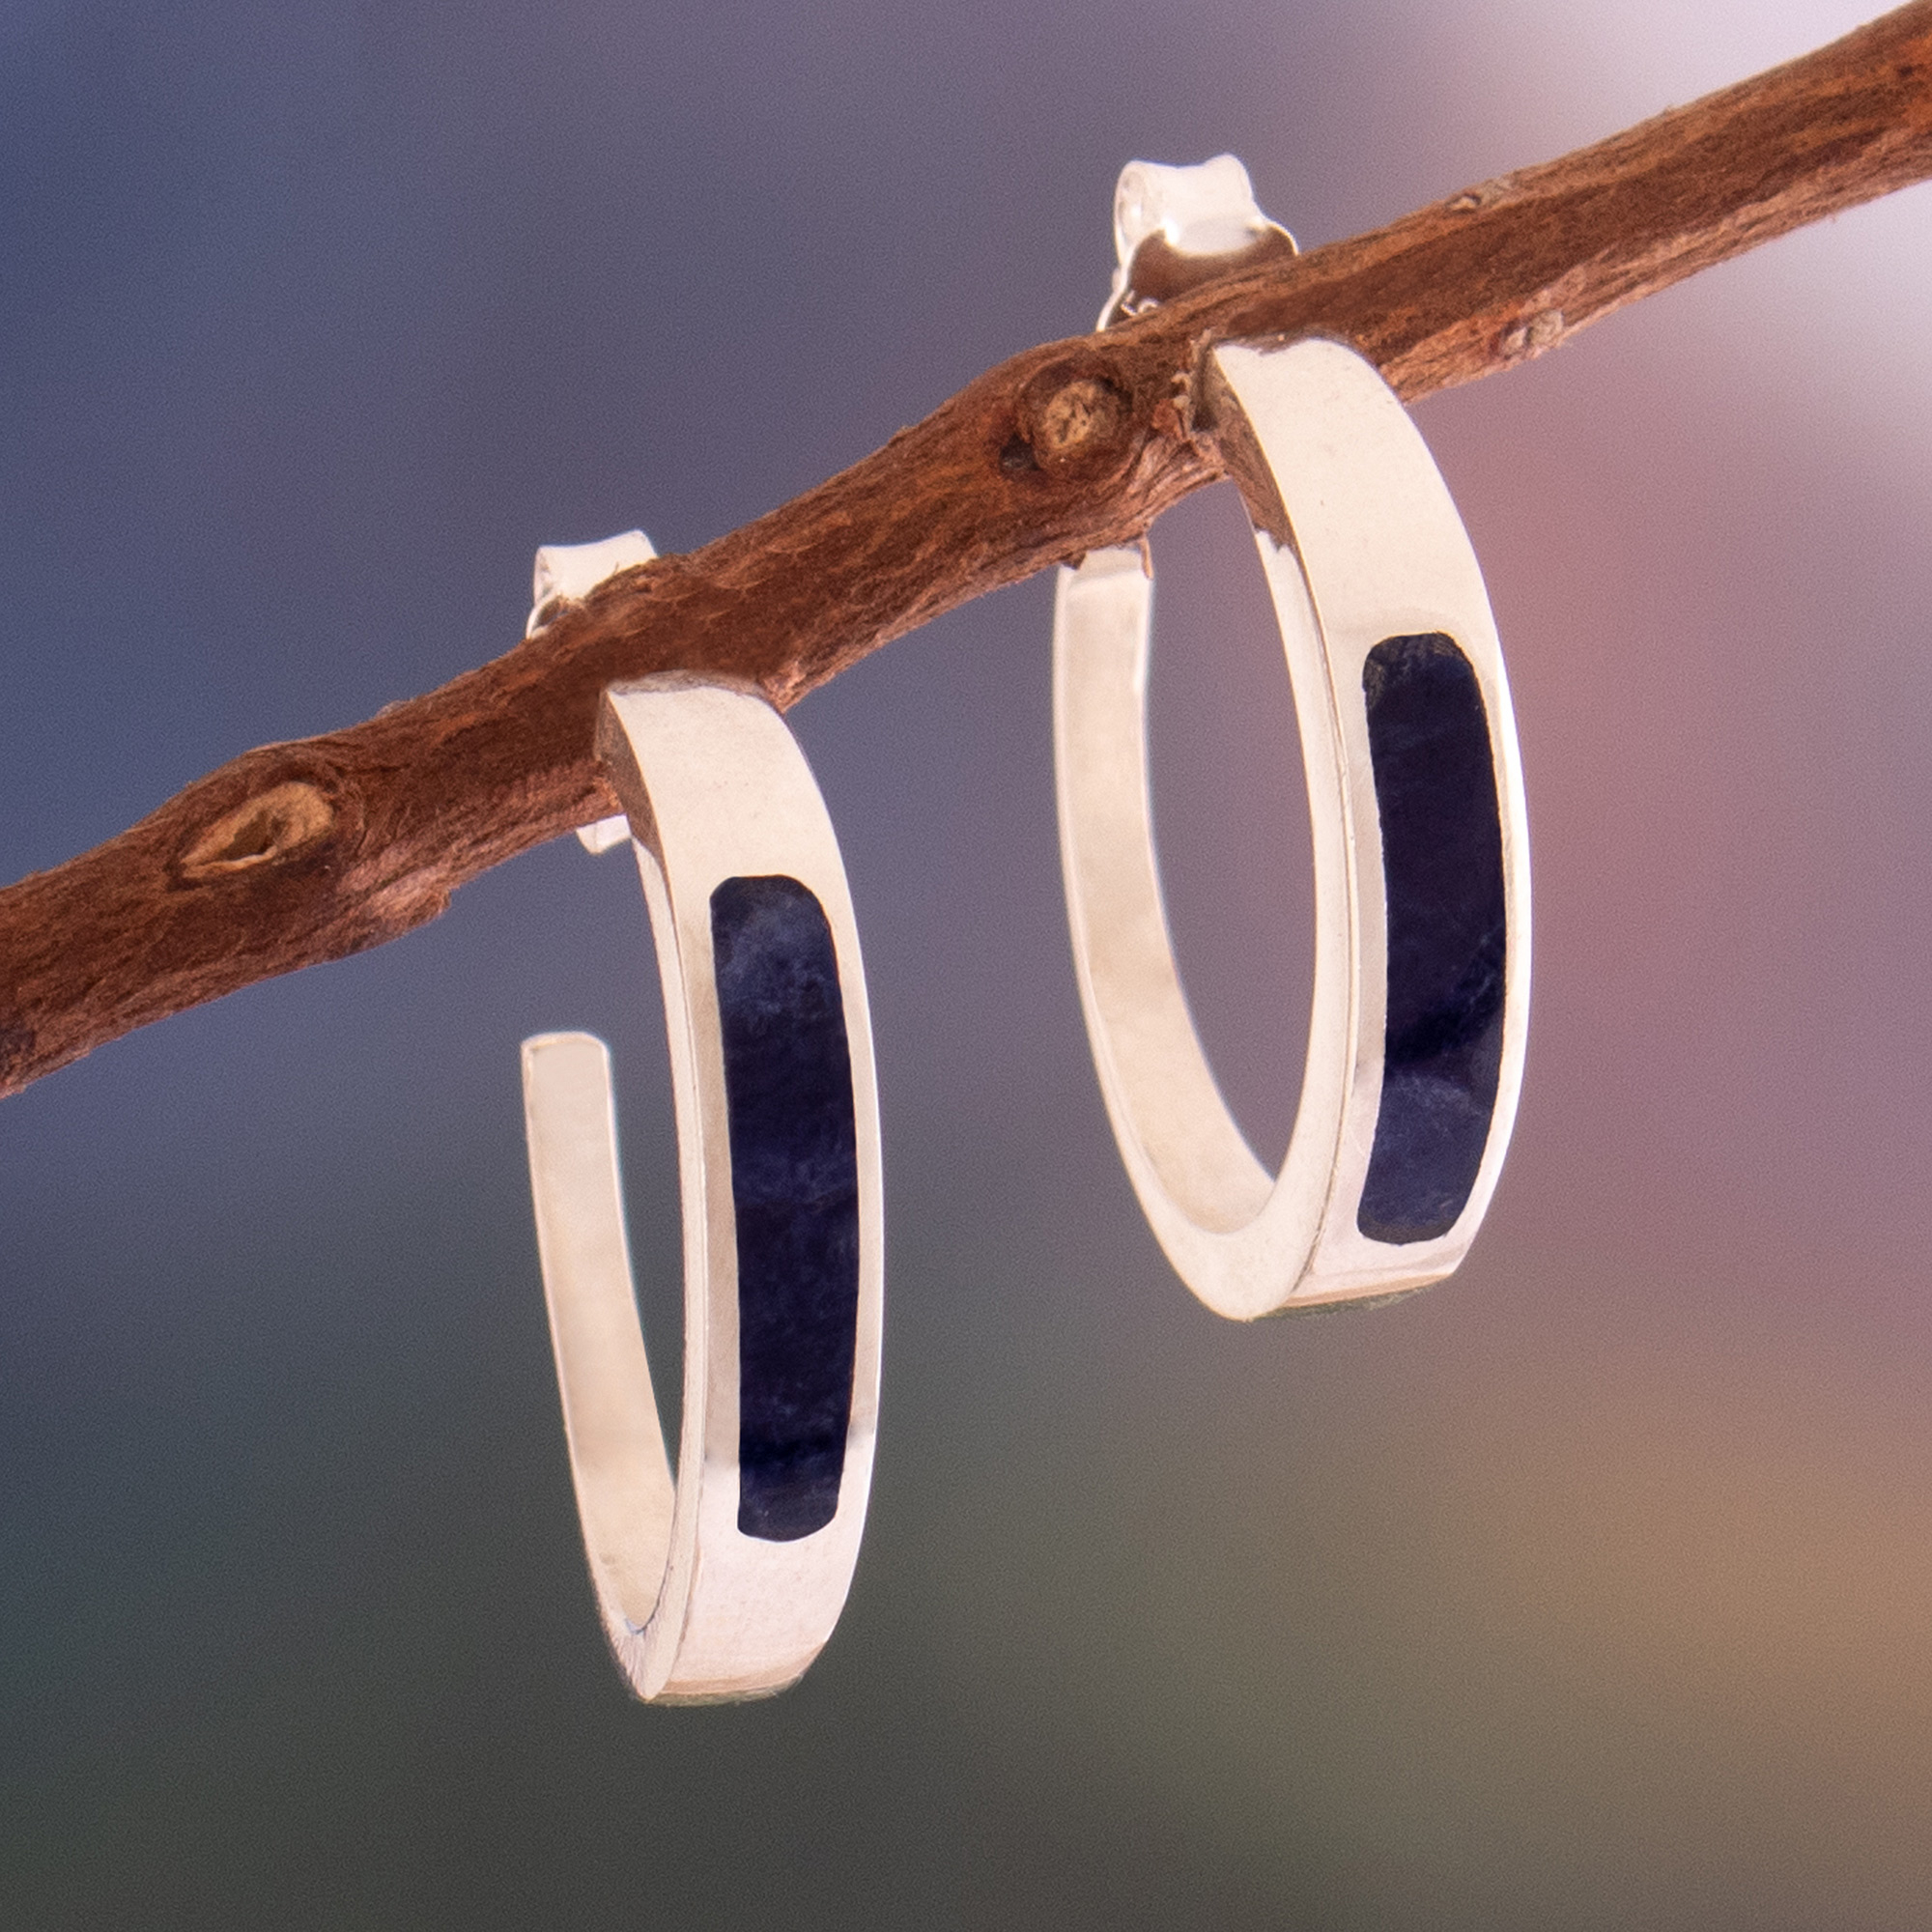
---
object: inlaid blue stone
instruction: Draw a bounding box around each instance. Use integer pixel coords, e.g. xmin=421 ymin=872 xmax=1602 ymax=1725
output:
xmin=1356 ymin=634 xmax=1507 ymax=1245
xmin=710 ymin=875 xmax=861 ymax=1542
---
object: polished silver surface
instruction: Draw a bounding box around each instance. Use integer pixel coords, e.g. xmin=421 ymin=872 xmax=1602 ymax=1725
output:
xmin=523 ymin=677 xmax=883 ymax=1702
xmin=1054 ymin=335 xmax=1529 ymax=1319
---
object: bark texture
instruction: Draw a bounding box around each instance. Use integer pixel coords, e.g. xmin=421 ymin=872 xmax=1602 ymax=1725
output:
xmin=5 ymin=2 xmax=1932 ymax=1097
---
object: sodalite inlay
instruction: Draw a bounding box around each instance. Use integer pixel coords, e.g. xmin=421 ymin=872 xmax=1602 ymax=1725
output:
xmin=710 ymin=875 xmax=861 ymax=1542
xmin=1357 ymin=635 xmax=1507 ymax=1244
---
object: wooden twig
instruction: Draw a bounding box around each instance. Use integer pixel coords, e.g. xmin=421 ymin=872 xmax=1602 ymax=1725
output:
xmin=4 ymin=4 xmax=1932 ymax=1099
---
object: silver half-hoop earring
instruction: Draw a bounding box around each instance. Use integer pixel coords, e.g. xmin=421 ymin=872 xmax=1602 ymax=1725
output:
xmin=520 ymin=545 xmax=883 ymax=1701
xmin=1054 ymin=334 xmax=1530 ymax=1320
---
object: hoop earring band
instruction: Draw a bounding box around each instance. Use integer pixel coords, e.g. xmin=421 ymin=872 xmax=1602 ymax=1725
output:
xmin=522 ymin=670 xmax=884 ymax=1702
xmin=1054 ymin=336 xmax=1529 ymax=1319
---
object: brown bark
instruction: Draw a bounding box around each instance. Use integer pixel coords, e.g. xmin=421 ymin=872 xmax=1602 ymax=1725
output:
xmin=5 ymin=3 xmax=1932 ymax=1098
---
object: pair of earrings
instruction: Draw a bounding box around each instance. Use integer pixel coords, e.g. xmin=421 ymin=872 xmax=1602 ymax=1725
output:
xmin=520 ymin=159 xmax=1529 ymax=1702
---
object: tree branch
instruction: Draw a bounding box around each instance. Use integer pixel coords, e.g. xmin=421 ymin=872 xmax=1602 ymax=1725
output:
xmin=5 ymin=3 xmax=1932 ymax=1098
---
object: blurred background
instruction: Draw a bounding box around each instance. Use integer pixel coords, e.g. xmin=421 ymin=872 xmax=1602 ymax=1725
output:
xmin=5 ymin=1 xmax=1932 ymax=1924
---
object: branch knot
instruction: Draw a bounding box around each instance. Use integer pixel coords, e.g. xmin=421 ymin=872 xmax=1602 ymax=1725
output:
xmin=178 ymin=781 xmax=338 ymax=881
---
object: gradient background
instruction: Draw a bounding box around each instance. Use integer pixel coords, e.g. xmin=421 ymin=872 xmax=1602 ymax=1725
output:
xmin=5 ymin=2 xmax=1932 ymax=1925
